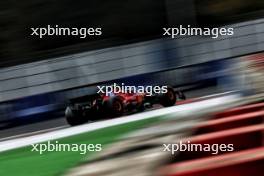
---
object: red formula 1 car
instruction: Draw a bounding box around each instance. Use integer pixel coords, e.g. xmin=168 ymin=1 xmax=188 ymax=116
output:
xmin=65 ymin=86 xmax=185 ymax=126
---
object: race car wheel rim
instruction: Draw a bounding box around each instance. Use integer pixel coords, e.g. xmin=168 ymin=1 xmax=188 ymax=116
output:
xmin=113 ymin=101 xmax=122 ymax=112
xmin=168 ymin=91 xmax=174 ymax=100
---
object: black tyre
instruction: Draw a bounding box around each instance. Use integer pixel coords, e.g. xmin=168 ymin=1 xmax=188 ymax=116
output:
xmin=176 ymin=91 xmax=186 ymax=100
xmin=105 ymin=96 xmax=124 ymax=117
xmin=160 ymin=87 xmax=177 ymax=107
xmin=137 ymin=103 xmax=145 ymax=112
xmin=65 ymin=106 xmax=88 ymax=126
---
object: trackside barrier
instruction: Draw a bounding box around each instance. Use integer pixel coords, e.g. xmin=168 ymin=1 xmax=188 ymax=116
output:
xmin=212 ymin=102 xmax=264 ymax=119
xmin=170 ymin=124 xmax=264 ymax=162
xmin=195 ymin=110 xmax=264 ymax=134
xmin=159 ymin=101 xmax=264 ymax=176
xmin=161 ymin=147 xmax=264 ymax=176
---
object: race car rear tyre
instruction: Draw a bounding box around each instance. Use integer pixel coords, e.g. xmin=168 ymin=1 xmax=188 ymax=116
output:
xmin=105 ymin=96 xmax=124 ymax=117
xmin=160 ymin=87 xmax=177 ymax=107
xmin=65 ymin=106 xmax=88 ymax=126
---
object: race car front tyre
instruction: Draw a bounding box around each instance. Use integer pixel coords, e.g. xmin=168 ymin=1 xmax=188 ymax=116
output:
xmin=65 ymin=106 xmax=88 ymax=126
xmin=159 ymin=87 xmax=177 ymax=107
xmin=105 ymin=96 xmax=124 ymax=117
xmin=176 ymin=91 xmax=186 ymax=100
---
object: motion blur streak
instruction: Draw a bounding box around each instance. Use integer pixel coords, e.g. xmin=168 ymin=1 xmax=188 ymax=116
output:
xmin=0 ymin=1 xmax=263 ymax=176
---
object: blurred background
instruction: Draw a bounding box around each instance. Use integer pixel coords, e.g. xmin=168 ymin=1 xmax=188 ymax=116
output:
xmin=0 ymin=1 xmax=264 ymax=176
xmin=0 ymin=0 xmax=263 ymax=133
xmin=0 ymin=0 xmax=264 ymax=66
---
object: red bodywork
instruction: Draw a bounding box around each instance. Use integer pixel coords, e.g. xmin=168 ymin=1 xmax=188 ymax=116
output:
xmin=100 ymin=92 xmax=144 ymax=106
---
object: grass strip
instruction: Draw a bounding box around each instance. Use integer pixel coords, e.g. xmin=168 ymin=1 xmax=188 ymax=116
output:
xmin=0 ymin=117 xmax=160 ymax=176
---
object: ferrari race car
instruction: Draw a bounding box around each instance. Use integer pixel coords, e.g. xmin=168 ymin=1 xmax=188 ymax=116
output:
xmin=65 ymin=86 xmax=186 ymax=126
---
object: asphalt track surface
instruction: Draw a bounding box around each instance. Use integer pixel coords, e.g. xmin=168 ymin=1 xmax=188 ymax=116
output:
xmin=0 ymin=86 xmax=221 ymax=140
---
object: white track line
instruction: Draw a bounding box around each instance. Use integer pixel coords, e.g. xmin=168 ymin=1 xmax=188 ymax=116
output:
xmin=0 ymin=94 xmax=240 ymax=153
xmin=0 ymin=126 xmax=69 ymax=142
